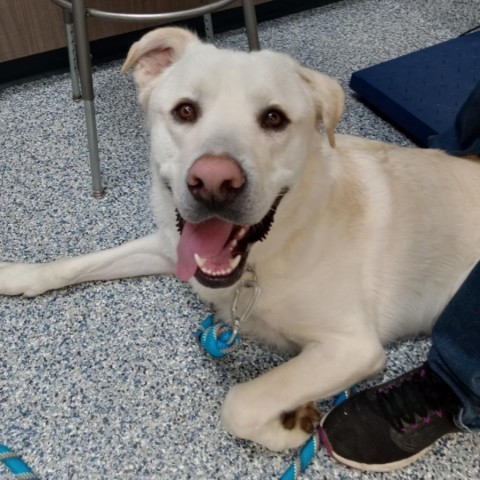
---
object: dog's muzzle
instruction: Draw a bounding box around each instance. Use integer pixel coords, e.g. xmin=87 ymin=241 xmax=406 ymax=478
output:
xmin=175 ymin=188 xmax=288 ymax=289
xmin=173 ymin=154 xmax=287 ymax=288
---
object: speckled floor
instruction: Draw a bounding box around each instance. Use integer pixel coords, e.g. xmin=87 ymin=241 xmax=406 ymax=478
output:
xmin=1 ymin=0 xmax=479 ymax=479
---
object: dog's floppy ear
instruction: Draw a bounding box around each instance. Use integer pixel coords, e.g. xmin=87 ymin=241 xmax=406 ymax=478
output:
xmin=121 ymin=27 xmax=201 ymax=107
xmin=298 ymin=68 xmax=344 ymax=148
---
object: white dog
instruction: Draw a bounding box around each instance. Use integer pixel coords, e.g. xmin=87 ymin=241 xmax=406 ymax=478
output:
xmin=1 ymin=27 xmax=480 ymax=451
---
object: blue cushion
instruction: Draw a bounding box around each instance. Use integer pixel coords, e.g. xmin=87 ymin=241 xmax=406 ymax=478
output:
xmin=349 ymin=32 xmax=480 ymax=146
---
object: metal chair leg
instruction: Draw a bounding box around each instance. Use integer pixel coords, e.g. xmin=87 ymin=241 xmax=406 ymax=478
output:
xmin=203 ymin=13 xmax=215 ymax=43
xmin=242 ymin=0 xmax=260 ymax=50
xmin=71 ymin=0 xmax=105 ymax=198
xmin=63 ymin=9 xmax=81 ymax=101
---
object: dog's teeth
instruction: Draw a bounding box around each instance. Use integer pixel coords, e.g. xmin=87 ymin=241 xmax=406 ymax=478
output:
xmin=194 ymin=253 xmax=207 ymax=268
xmin=236 ymin=227 xmax=247 ymax=239
xmin=195 ymin=254 xmax=241 ymax=278
xmin=229 ymin=255 xmax=241 ymax=270
xmin=229 ymin=239 xmax=238 ymax=250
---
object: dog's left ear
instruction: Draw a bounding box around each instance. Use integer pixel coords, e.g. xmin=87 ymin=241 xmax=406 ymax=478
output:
xmin=298 ymin=68 xmax=344 ymax=148
xmin=121 ymin=27 xmax=201 ymax=108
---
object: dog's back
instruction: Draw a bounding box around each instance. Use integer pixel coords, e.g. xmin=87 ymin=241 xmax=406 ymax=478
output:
xmin=332 ymin=135 xmax=480 ymax=341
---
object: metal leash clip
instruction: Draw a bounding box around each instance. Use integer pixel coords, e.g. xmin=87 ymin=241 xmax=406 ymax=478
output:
xmin=227 ymin=266 xmax=261 ymax=345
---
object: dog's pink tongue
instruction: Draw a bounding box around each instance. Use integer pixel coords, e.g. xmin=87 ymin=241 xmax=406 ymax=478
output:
xmin=176 ymin=218 xmax=234 ymax=281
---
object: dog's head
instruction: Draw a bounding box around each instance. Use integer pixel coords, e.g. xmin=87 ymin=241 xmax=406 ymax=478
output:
xmin=122 ymin=27 xmax=344 ymax=289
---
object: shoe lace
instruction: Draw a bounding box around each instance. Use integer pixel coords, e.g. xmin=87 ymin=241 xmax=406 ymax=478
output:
xmin=376 ymin=367 xmax=457 ymax=432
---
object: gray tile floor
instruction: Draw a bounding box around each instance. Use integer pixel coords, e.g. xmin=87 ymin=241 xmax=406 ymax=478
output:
xmin=1 ymin=0 xmax=479 ymax=478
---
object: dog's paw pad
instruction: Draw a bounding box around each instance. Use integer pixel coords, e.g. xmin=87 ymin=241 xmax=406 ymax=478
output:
xmin=280 ymin=401 xmax=321 ymax=434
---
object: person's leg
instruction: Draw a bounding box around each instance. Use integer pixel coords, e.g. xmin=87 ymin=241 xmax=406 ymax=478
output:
xmin=319 ymin=261 xmax=480 ymax=472
xmin=428 ymin=260 xmax=480 ymax=432
xmin=425 ymin=79 xmax=480 ymax=431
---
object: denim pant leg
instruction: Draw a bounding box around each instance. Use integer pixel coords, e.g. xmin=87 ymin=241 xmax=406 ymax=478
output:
xmin=427 ymin=261 xmax=480 ymax=432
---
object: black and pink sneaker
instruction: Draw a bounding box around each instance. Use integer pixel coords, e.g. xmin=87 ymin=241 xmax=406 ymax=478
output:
xmin=319 ymin=364 xmax=462 ymax=472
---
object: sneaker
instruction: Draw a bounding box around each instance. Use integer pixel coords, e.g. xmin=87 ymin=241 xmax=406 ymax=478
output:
xmin=319 ymin=363 xmax=462 ymax=472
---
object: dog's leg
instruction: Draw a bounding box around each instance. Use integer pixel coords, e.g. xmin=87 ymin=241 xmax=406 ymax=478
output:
xmin=0 ymin=232 xmax=175 ymax=297
xmin=221 ymin=336 xmax=386 ymax=451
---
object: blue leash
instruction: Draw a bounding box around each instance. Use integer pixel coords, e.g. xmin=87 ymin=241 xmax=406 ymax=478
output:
xmin=196 ymin=313 xmax=355 ymax=480
xmin=0 ymin=445 xmax=39 ymax=479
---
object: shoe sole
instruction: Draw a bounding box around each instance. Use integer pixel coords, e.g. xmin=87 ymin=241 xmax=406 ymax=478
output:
xmin=329 ymin=445 xmax=433 ymax=472
xmin=319 ymin=411 xmax=433 ymax=472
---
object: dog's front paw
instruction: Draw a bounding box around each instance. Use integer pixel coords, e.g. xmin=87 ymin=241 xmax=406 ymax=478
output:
xmin=280 ymin=401 xmax=321 ymax=434
xmin=0 ymin=262 xmax=59 ymax=296
xmin=221 ymin=384 xmax=313 ymax=451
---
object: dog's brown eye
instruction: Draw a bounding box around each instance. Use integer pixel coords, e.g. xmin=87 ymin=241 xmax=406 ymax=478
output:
xmin=261 ymin=108 xmax=289 ymax=131
xmin=173 ymin=102 xmax=198 ymax=123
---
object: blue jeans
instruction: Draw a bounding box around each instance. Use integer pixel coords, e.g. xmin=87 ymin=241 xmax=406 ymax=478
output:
xmin=428 ymin=260 xmax=480 ymax=432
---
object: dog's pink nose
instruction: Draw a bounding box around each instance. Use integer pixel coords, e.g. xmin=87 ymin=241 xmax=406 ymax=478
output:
xmin=187 ymin=155 xmax=245 ymax=204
